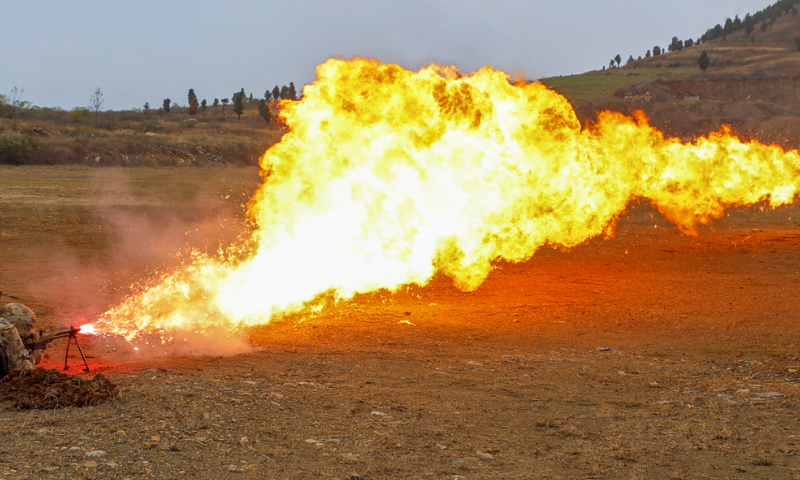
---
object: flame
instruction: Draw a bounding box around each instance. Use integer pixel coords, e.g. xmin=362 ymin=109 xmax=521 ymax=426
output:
xmin=99 ymin=58 xmax=800 ymax=340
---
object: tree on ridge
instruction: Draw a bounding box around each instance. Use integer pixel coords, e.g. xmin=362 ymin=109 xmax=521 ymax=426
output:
xmin=698 ymin=51 xmax=710 ymax=71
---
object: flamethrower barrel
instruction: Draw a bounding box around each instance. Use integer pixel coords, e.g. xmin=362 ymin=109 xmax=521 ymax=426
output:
xmin=22 ymin=326 xmax=90 ymax=372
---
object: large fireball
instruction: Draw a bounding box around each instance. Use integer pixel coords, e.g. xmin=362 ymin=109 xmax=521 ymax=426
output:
xmin=99 ymin=58 xmax=800 ymax=339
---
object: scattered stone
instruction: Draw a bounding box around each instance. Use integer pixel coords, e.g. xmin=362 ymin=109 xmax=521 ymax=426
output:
xmin=85 ymin=451 xmax=106 ymax=458
xmin=145 ymin=438 xmax=175 ymax=451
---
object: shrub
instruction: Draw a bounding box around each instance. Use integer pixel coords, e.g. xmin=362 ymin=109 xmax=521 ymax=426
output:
xmin=0 ymin=136 xmax=38 ymax=164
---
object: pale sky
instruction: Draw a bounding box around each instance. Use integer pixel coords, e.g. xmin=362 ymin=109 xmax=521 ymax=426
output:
xmin=2 ymin=0 xmax=772 ymax=111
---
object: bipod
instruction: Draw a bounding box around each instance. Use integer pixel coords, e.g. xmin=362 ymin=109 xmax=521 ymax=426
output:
xmin=63 ymin=327 xmax=90 ymax=372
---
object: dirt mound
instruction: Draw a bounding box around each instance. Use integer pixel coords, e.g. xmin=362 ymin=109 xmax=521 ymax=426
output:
xmin=0 ymin=367 xmax=118 ymax=409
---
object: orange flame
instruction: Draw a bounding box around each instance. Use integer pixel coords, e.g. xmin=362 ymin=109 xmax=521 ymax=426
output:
xmin=98 ymin=58 xmax=800 ymax=340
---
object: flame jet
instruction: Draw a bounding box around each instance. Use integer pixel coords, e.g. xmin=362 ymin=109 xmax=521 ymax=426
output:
xmin=100 ymin=58 xmax=800 ymax=339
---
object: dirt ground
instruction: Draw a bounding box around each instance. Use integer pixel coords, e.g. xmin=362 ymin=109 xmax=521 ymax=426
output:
xmin=0 ymin=165 xmax=799 ymax=480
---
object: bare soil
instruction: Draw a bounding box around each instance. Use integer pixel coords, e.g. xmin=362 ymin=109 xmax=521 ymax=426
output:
xmin=1 ymin=166 xmax=799 ymax=479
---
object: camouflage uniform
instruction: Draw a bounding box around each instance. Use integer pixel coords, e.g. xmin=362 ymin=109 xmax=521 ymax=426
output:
xmin=0 ymin=317 xmax=35 ymax=375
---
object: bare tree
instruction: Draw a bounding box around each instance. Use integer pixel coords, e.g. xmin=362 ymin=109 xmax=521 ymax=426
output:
xmin=8 ymin=87 xmax=25 ymax=107
xmin=89 ymin=87 xmax=104 ymax=123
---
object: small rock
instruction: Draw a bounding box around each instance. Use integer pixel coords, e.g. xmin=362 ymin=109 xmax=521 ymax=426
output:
xmin=349 ymin=475 xmax=363 ymax=480
xmin=476 ymin=451 xmax=494 ymax=459
xmin=106 ymin=462 xmax=118 ymax=468
xmin=596 ymin=347 xmax=614 ymax=352
xmin=141 ymin=368 xmax=167 ymax=374
xmin=78 ymin=436 xmax=91 ymax=441
xmin=85 ymin=451 xmax=106 ymax=458
xmin=788 ymin=368 xmax=798 ymax=373
xmin=341 ymin=454 xmax=359 ymax=461
xmin=370 ymin=411 xmax=386 ymax=416
xmin=304 ymin=438 xmax=320 ymax=444
xmin=452 ymin=459 xmax=466 ymax=465
xmin=468 ymin=361 xmax=483 ymax=366
xmin=42 ymin=467 xmax=58 ymax=472
xmin=757 ymin=392 xmax=785 ymax=398
xmin=243 ymin=381 xmax=257 ymax=385
xmin=69 ymin=446 xmax=81 ymax=451
xmin=325 ymin=438 xmax=341 ymax=443
xmin=84 ymin=461 xmax=98 ymax=468
xmin=228 ymin=465 xmax=245 ymax=472
xmin=239 ymin=436 xmax=248 ymax=444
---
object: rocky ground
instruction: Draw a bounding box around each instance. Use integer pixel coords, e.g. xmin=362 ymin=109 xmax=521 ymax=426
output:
xmin=0 ymin=166 xmax=799 ymax=479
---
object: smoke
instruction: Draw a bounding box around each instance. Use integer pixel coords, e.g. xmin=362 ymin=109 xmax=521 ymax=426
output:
xmin=19 ymin=166 xmax=256 ymax=357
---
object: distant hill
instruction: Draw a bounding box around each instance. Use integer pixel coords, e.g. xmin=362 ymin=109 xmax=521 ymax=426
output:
xmin=540 ymin=1 xmax=800 ymax=150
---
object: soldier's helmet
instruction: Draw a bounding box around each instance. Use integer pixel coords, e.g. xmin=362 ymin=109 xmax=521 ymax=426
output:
xmin=0 ymin=303 xmax=38 ymax=341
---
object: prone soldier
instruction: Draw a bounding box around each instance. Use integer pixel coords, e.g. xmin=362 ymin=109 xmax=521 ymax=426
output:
xmin=0 ymin=303 xmax=41 ymax=377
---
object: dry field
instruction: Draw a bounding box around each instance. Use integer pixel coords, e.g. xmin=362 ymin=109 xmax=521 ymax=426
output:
xmin=1 ymin=166 xmax=799 ymax=480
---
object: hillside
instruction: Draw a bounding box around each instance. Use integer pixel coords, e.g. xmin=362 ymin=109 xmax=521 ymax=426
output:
xmin=541 ymin=7 xmax=800 ymax=149
xmin=0 ymin=104 xmax=285 ymax=166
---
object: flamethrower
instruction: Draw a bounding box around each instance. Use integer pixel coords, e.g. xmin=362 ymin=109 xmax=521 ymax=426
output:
xmin=24 ymin=326 xmax=91 ymax=372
